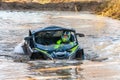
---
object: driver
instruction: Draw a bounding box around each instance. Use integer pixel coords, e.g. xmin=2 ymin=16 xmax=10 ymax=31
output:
xmin=54 ymin=31 xmax=74 ymax=49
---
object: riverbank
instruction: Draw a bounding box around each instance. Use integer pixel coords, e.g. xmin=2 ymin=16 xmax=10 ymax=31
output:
xmin=1 ymin=0 xmax=120 ymax=20
xmin=0 ymin=1 xmax=103 ymax=11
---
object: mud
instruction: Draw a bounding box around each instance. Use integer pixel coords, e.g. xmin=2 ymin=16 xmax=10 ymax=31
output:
xmin=0 ymin=10 xmax=120 ymax=80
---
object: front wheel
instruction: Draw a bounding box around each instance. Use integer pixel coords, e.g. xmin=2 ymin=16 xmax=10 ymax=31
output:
xmin=75 ymin=49 xmax=84 ymax=60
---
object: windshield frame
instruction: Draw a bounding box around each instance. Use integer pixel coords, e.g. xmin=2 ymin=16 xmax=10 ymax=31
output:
xmin=33 ymin=30 xmax=77 ymax=46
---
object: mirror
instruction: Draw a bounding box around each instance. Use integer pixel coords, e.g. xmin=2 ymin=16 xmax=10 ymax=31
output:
xmin=24 ymin=36 xmax=32 ymax=41
xmin=75 ymin=33 xmax=85 ymax=37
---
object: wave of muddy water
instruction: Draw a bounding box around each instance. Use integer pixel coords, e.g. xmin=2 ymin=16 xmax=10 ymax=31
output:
xmin=0 ymin=10 xmax=120 ymax=80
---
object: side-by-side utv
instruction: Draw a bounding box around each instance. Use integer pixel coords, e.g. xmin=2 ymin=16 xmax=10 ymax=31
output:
xmin=23 ymin=26 xmax=85 ymax=60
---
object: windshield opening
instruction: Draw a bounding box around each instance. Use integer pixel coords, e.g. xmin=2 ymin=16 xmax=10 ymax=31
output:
xmin=34 ymin=30 xmax=76 ymax=45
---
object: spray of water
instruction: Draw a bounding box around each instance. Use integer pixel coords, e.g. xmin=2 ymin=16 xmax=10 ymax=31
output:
xmin=13 ymin=41 xmax=25 ymax=54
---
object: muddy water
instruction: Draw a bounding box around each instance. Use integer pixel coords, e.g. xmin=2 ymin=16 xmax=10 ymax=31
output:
xmin=0 ymin=10 xmax=120 ymax=80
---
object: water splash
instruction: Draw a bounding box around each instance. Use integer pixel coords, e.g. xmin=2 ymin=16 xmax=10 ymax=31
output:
xmin=13 ymin=41 xmax=25 ymax=54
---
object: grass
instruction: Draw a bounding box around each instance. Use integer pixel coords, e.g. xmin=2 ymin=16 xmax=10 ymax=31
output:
xmin=97 ymin=0 xmax=120 ymax=20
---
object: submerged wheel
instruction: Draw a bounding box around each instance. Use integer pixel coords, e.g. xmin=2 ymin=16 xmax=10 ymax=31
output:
xmin=30 ymin=52 xmax=50 ymax=60
xmin=75 ymin=49 xmax=84 ymax=60
xmin=30 ymin=53 xmax=43 ymax=60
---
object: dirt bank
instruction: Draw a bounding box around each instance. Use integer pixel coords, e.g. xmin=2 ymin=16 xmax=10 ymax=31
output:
xmin=0 ymin=1 xmax=103 ymax=11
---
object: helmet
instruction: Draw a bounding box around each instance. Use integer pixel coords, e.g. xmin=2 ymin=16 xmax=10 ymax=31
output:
xmin=61 ymin=31 xmax=71 ymax=42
